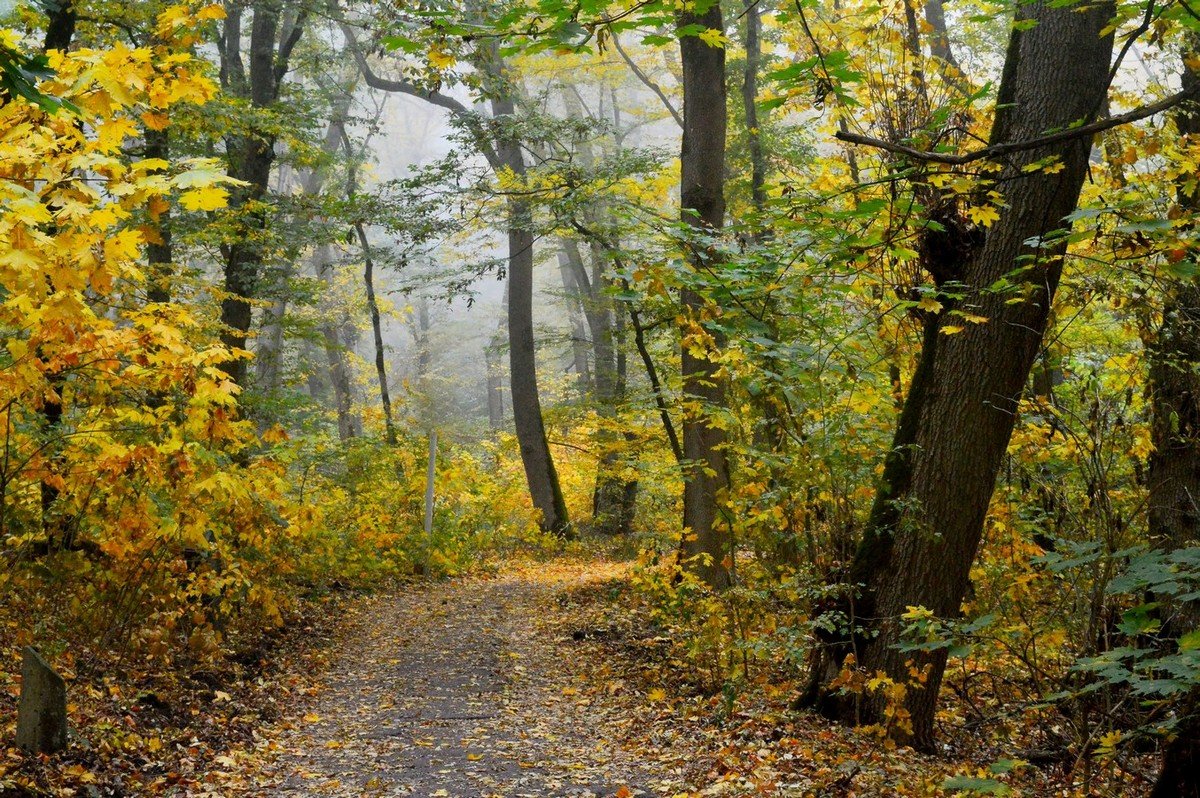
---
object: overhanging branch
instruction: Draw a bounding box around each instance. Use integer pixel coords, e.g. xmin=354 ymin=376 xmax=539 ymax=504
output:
xmin=836 ymin=82 xmax=1200 ymax=166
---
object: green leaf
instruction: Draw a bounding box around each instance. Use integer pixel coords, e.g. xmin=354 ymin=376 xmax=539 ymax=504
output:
xmin=942 ymin=775 xmax=1011 ymax=795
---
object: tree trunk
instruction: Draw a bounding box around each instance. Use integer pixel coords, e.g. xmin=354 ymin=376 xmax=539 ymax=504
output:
xmin=145 ymin=128 xmax=173 ymax=304
xmin=677 ymin=0 xmax=730 ymax=588
xmin=487 ymin=68 xmax=572 ymax=536
xmin=316 ymin=244 xmax=359 ymax=442
xmin=218 ymin=2 xmax=305 ymax=387
xmin=558 ymin=248 xmax=594 ymax=393
xmin=1149 ymin=35 xmax=1200 ymax=796
xmin=741 ymin=0 xmax=766 ymax=218
xmin=254 ymin=283 xmax=290 ymax=394
xmin=807 ymin=0 xmax=1114 ymax=748
xmin=42 ymin=0 xmax=76 ymax=52
xmin=505 ymin=195 xmax=571 ymax=536
xmin=486 ymin=334 xmax=506 ymax=430
xmin=359 ymin=223 xmax=396 ymax=445
xmin=561 ymin=237 xmax=630 ymax=534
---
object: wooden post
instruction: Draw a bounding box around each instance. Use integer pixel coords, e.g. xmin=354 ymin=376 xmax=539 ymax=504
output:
xmin=16 ymin=647 xmax=67 ymax=754
xmin=424 ymin=429 xmax=437 ymax=539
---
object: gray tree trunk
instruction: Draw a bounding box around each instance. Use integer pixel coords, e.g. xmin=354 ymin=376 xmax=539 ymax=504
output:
xmin=359 ymin=224 xmax=396 ymax=445
xmin=558 ymin=249 xmax=594 ymax=393
xmin=218 ymin=2 xmax=306 ymax=387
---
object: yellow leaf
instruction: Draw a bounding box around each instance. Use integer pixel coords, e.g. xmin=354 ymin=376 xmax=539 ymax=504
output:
xmin=966 ymin=204 xmax=1001 ymax=227
xmin=179 ymin=185 xmax=228 ymax=211
xmin=698 ymin=28 xmax=729 ymax=48
xmin=940 ymin=324 xmax=965 ymax=335
xmin=427 ymin=46 xmax=456 ymax=69
xmin=917 ymin=296 xmax=943 ymax=313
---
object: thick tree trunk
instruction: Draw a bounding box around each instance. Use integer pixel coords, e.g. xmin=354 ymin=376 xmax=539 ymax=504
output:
xmin=506 ymin=200 xmax=571 ymax=536
xmin=42 ymin=0 xmax=76 ymax=52
xmin=1149 ymin=37 xmax=1200 ymax=796
xmin=1152 ymin=706 xmax=1200 ymax=798
xmin=489 ymin=106 xmax=571 ymax=533
xmin=677 ymin=0 xmax=730 ymax=588
xmin=481 ymin=63 xmax=572 ymax=537
xmin=807 ymin=0 xmax=1114 ymax=748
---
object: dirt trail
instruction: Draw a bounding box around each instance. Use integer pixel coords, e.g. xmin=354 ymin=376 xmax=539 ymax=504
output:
xmin=252 ymin=563 xmax=667 ymax=798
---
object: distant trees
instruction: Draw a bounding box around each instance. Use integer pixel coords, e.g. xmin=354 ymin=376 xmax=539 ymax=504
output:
xmin=341 ymin=9 xmax=571 ymax=536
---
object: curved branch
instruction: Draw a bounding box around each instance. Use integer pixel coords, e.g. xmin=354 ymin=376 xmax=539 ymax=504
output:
xmin=339 ymin=21 xmax=503 ymax=169
xmin=612 ymin=33 xmax=683 ymax=129
xmin=836 ymin=82 xmax=1200 ymax=165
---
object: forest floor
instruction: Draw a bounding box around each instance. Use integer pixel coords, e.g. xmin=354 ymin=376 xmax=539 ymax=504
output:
xmin=225 ymin=558 xmax=999 ymax=798
xmin=244 ymin=560 xmax=678 ymax=797
xmin=2 ymin=555 xmax=1153 ymax=797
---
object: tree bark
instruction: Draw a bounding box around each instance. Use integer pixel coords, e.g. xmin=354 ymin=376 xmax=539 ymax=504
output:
xmin=504 ymin=183 xmax=571 ymax=535
xmin=677 ymin=0 xmax=730 ymax=588
xmin=145 ymin=128 xmax=173 ymax=304
xmin=41 ymin=0 xmax=75 ymax=52
xmin=1149 ymin=34 xmax=1200 ymax=796
xmin=807 ymin=0 xmax=1114 ymax=748
xmin=558 ymin=248 xmax=594 ymax=393
xmin=740 ymin=0 xmax=766 ymax=219
xmin=359 ymin=223 xmax=396 ymax=445
xmin=218 ymin=1 xmax=306 ymax=387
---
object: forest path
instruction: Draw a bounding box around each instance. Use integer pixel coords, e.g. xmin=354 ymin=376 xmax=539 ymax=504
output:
xmin=251 ymin=560 xmax=668 ymax=798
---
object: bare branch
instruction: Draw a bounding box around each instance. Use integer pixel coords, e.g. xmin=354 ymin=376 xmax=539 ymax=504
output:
xmin=611 ymin=33 xmax=683 ymax=129
xmin=338 ymin=19 xmax=503 ymax=169
xmin=836 ymin=83 xmax=1200 ymax=166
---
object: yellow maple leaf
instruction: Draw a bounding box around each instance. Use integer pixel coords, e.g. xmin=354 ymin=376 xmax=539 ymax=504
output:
xmin=428 ymin=46 xmax=456 ymax=70
xmin=179 ymin=185 xmax=228 ymax=211
xmin=698 ymin=28 xmax=729 ymax=48
xmin=966 ymin=204 xmax=1001 ymax=227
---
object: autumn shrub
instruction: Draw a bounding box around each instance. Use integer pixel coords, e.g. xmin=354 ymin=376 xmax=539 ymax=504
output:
xmin=0 ymin=6 xmax=550 ymax=688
